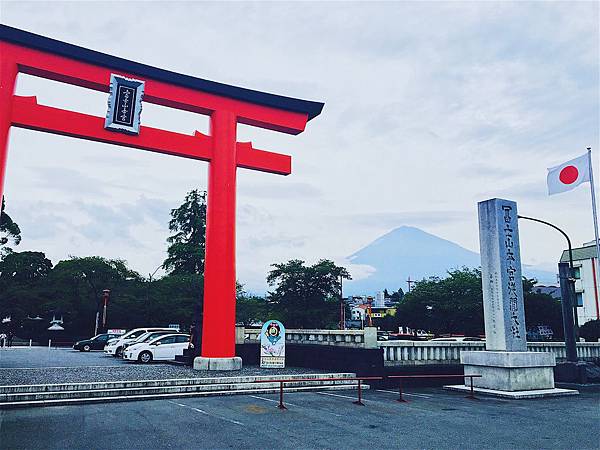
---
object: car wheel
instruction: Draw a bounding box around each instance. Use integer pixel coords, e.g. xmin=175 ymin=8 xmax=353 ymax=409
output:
xmin=83 ymin=344 xmax=91 ymax=352
xmin=115 ymin=347 xmax=123 ymax=357
xmin=138 ymin=351 xmax=153 ymax=364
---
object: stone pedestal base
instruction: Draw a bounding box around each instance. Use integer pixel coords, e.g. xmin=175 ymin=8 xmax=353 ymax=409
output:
xmin=444 ymin=385 xmax=578 ymax=399
xmin=461 ymin=351 xmax=556 ymax=391
xmin=446 ymin=351 xmax=579 ymax=398
xmin=193 ymin=356 xmax=242 ymax=371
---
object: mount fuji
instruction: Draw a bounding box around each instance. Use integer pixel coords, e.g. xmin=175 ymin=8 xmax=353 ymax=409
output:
xmin=344 ymin=226 xmax=556 ymax=295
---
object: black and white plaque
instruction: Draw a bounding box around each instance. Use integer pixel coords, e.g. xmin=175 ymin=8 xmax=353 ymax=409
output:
xmin=104 ymin=74 xmax=144 ymax=134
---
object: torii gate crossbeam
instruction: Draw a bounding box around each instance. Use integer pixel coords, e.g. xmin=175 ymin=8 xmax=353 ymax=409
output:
xmin=0 ymin=25 xmax=323 ymax=368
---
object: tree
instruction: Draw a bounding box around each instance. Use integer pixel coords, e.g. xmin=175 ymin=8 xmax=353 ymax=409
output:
xmin=390 ymin=288 xmax=404 ymax=303
xmin=0 ymin=251 xmax=53 ymax=329
xmin=0 ymin=251 xmax=52 ymax=283
xmin=163 ymin=190 xmax=207 ymax=275
xmin=267 ymin=259 xmax=351 ymax=328
xmin=522 ymin=278 xmax=563 ymax=340
xmin=0 ymin=196 xmax=21 ymax=256
xmin=579 ymin=319 xmax=600 ymax=342
xmin=398 ymin=269 xmax=565 ymax=338
xmin=236 ymin=284 xmax=268 ymax=326
xmin=398 ymin=268 xmax=484 ymax=336
xmin=48 ymin=256 xmax=142 ymax=335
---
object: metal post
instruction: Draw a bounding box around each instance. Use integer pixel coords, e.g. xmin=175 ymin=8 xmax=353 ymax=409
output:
xmin=396 ymin=379 xmax=408 ymax=403
xmin=465 ymin=376 xmax=477 ymax=400
xmin=353 ymin=379 xmax=365 ymax=406
xmin=559 ymin=262 xmax=578 ymax=362
xmin=277 ymin=381 xmax=287 ymax=410
xmin=587 ymin=148 xmax=600 ymax=322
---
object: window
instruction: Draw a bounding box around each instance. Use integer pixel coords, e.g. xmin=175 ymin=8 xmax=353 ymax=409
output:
xmin=96 ymin=335 xmax=108 ymax=342
xmin=175 ymin=335 xmax=189 ymax=343
xmin=157 ymin=336 xmax=176 ymax=345
xmin=572 ymin=267 xmax=581 ymax=280
xmin=576 ymin=292 xmax=584 ymax=307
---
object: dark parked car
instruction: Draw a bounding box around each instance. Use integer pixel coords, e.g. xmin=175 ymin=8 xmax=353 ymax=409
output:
xmin=73 ymin=333 xmax=121 ymax=352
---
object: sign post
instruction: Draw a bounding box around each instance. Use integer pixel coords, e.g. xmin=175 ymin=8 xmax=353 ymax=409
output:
xmin=260 ymin=320 xmax=286 ymax=368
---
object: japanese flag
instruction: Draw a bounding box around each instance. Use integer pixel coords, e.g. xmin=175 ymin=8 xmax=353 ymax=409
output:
xmin=547 ymin=153 xmax=590 ymax=195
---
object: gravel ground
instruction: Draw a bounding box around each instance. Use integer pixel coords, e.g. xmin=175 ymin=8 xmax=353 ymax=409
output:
xmin=0 ymin=348 xmax=326 ymax=386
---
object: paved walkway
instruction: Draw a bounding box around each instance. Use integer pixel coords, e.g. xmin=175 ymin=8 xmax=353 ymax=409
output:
xmin=0 ymin=347 xmax=320 ymax=385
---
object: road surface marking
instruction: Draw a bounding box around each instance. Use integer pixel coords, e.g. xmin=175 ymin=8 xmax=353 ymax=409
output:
xmin=316 ymin=392 xmax=359 ymax=401
xmin=249 ymin=395 xmax=298 ymax=407
xmin=249 ymin=394 xmax=343 ymax=416
xmin=168 ymin=400 xmax=244 ymax=426
xmin=375 ymin=389 xmax=432 ymax=399
xmin=0 ymin=365 xmax=125 ymax=370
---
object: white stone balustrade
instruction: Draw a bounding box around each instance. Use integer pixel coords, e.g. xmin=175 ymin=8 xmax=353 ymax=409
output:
xmin=237 ymin=326 xmax=378 ymax=348
xmin=236 ymin=326 xmax=600 ymax=363
xmin=379 ymin=341 xmax=600 ymax=366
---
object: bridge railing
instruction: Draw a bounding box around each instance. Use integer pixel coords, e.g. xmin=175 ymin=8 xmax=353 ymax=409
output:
xmin=236 ymin=326 xmax=600 ymax=364
xmin=238 ymin=326 xmax=378 ymax=348
xmin=380 ymin=341 xmax=600 ymax=366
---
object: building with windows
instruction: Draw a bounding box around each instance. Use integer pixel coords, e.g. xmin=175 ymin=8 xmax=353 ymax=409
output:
xmin=560 ymin=241 xmax=600 ymax=325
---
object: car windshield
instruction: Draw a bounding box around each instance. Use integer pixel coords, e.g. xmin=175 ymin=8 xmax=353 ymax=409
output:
xmin=148 ymin=334 xmax=178 ymax=345
xmin=118 ymin=330 xmax=139 ymax=340
xmin=142 ymin=332 xmax=171 ymax=342
xmin=132 ymin=332 xmax=153 ymax=343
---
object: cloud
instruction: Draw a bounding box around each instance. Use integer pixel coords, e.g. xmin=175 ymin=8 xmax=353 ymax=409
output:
xmin=247 ymin=234 xmax=307 ymax=250
xmin=239 ymin=182 xmax=322 ymax=200
xmin=1 ymin=1 xmax=597 ymax=290
xmin=334 ymin=211 xmax=470 ymax=228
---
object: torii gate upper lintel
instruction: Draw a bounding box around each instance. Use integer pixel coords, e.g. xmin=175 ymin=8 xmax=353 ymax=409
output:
xmin=0 ymin=25 xmax=323 ymax=366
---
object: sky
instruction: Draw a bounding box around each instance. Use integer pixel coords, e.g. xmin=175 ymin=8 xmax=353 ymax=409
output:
xmin=1 ymin=1 xmax=598 ymax=293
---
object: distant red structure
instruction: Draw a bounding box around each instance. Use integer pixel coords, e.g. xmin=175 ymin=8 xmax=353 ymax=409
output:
xmin=0 ymin=26 xmax=323 ymax=362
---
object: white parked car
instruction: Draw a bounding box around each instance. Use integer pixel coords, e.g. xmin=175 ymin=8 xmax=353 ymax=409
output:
xmin=123 ymin=333 xmax=190 ymax=363
xmin=104 ymin=328 xmax=178 ymax=357
xmin=430 ymin=337 xmax=485 ymax=342
xmin=120 ymin=330 xmax=179 ymax=354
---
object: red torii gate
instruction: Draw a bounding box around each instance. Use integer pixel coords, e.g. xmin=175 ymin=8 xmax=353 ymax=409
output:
xmin=0 ymin=25 xmax=323 ymax=369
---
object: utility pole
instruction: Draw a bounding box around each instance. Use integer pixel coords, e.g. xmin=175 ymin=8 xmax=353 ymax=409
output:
xmin=406 ymin=277 xmax=415 ymax=292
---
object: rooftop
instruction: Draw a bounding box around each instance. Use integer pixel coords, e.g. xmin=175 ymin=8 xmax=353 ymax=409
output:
xmin=560 ymin=243 xmax=598 ymax=263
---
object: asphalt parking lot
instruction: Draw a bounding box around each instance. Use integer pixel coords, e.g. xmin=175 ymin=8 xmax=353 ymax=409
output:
xmin=1 ymin=386 xmax=598 ymax=450
xmin=1 ymin=347 xmax=599 ymax=449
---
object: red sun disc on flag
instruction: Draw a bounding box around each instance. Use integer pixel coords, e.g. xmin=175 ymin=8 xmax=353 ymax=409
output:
xmin=559 ymin=165 xmax=579 ymax=184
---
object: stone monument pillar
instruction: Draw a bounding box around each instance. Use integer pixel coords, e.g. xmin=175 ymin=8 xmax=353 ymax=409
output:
xmin=446 ymin=198 xmax=577 ymax=398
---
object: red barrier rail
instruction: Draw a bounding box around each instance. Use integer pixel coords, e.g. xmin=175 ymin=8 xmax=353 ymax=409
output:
xmin=387 ymin=374 xmax=483 ymax=401
xmin=253 ymin=376 xmax=383 ymax=409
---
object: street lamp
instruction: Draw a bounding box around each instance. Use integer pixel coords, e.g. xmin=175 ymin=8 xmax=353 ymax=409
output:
xmin=145 ymin=264 xmax=163 ymax=324
xmin=101 ymin=289 xmax=110 ymax=331
xmin=517 ymin=214 xmax=577 ymax=362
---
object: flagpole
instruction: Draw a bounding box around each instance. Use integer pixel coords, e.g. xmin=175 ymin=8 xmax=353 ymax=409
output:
xmin=587 ymin=147 xmax=600 ymax=321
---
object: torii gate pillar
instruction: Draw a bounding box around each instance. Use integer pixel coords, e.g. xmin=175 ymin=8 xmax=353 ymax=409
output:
xmin=197 ymin=111 xmax=240 ymax=369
